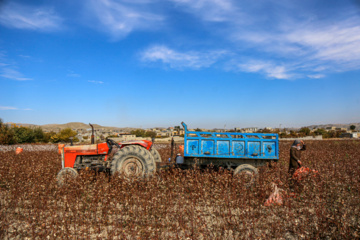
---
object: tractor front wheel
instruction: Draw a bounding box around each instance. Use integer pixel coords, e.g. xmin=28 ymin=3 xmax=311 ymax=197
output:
xmin=111 ymin=145 xmax=156 ymax=178
xmin=57 ymin=167 xmax=79 ymax=186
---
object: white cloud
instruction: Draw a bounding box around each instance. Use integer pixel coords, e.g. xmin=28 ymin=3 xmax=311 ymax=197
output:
xmin=237 ymin=61 xmax=293 ymax=80
xmin=0 ymin=68 xmax=32 ymax=81
xmin=19 ymin=55 xmax=31 ymax=59
xmin=169 ymin=0 xmax=236 ymax=22
xmin=308 ymin=74 xmax=325 ymax=79
xmin=85 ymin=0 xmax=163 ymax=39
xmin=141 ymin=45 xmax=226 ymax=69
xmin=0 ymin=106 xmax=32 ymax=110
xmin=67 ymin=73 xmax=81 ymax=78
xmin=166 ymin=0 xmax=360 ymax=78
xmin=88 ymin=80 xmax=104 ymax=84
xmin=284 ymin=19 xmax=360 ymax=69
xmin=0 ymin=106 xmax=18 ymax=110
xmin=0 ymin=2 xmax=63 ymax=31
xmin=233 ymin=9 xmax=360 ymax=76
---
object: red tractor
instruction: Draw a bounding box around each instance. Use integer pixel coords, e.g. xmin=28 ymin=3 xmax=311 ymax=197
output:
xmin=57 ymin=124 xmax=161 ymax=184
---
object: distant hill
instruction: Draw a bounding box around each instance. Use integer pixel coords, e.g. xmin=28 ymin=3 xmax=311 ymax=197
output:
xmin=5 ymin=121 xmax=360 ymax=132
xmin=5 ymin=122 xmax=138 ymax=132
xmin=41 ymin=122 xmax=101 ymax=131
xmin=305 ymin=123 xmax=360 ymax=130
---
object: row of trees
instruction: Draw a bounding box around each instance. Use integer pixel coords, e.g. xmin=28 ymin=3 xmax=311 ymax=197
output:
xmin=130 ymin=129 xmax=157 ymax=139
xmin=0 ymin=119 xmax=78 ymax=144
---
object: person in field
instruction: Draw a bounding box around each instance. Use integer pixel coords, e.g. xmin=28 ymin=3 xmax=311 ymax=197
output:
xmin=288 ymin=139 xmax=306 ymax=176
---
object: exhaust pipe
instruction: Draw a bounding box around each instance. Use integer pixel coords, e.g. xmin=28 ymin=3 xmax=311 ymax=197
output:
xmin=170 ymin=137 xmax=174 ymax=163
xmin=89 ymin=123 xmax=95 ymax=144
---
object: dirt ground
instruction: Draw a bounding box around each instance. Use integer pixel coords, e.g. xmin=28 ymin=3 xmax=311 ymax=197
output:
xmin=0 ymin=140 xmax=359 ymax=239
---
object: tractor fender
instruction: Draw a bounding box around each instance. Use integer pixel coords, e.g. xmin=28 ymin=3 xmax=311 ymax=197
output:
xmin=120 ymin=140 xmax=152 ymax=151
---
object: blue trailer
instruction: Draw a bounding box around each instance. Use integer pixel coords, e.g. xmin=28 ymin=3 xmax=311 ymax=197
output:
xmin=179 ymin=122 xmax=279 ymax=179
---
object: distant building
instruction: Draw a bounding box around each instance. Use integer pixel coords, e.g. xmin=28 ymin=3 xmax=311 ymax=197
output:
xmin=340 ymin=132 xmax=358 ymax=138
xmin=242 ymin=127 xmax=258 ymax=133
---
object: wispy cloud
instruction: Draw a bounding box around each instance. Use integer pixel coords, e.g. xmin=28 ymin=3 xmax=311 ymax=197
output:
xmin=235 ymin=60 xmax=293 ymax=80
xmin=0 ymin=2 xmax=63 ymax=31
xmin=169 ymin=0 xmax=237 ymax=22
xmin=67 ymin=73 xmax=81 ymax=77
xmin=230 ymin=17 xmax=360 ymax=78
xmin=307 ymin=74 xmax=325 ymax=79
xmin=0 ymin=106 xmax=17 ymax=110
xmin=88 ymin=80 xmax=104 ymax=84
xmin=165 ymin=0 xmax=360 ymax=79
xmin=0 ymin=106 xmax=33 ymax=110
xmin=85 ymin=0 xmax=163 ymax=39
xmin=67 ymin=71 xmax=81 ymax=78
xmin=19 ymin=55 xmax=31 ymax=59
xmin=0 ymin=68 xmax=32 ymax=81
xmin=141 ymin=45 xmax=227 ymax=69
xmin=285 ymin=18 xmax=360 ymax=69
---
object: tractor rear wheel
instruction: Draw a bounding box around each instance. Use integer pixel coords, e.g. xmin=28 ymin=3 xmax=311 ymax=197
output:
xmin=233 ymin=164 xmax=258 ymax=186
xmin=57 ymin=167 xmax=79 ymax=186
xmin=150 ymin=148 xmax=162 ymax=163
xmin=111 ymin=145 xmax=156 ymax=178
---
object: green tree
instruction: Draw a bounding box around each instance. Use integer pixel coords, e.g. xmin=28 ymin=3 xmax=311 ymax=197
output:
xmin=350 ymin=125 xmax=356 ymax=131
xmin=279 ymin=132 xmax=288 ymax=138
xmin=325 ymin=130 xmax=336 ymax=138
xmin=145 ymin=131 xmax=157 ymax=139
xmin=131 ymin=129 xmax=146 ymax=137
xmin=314 ymin=128 xmax=326 ymax=136
xmin=33 ymin=127 xmax=46 ymax=142
xmin=289 ymin=130 xmax=298 ymax=137
xmin=44 ymin=131 xmax=57 ymax=143
xmin=0 ymin=118 xmax=16 ymax=144
xmin=13 ymin=126 xmax=35 ymax=143
xmin=194 ymin=128 xmax=202 ymax=132
xmin=299 ymin=127 xmax=311 ymax=136
xmin=52 ymin=128 xmax=78 ymax=143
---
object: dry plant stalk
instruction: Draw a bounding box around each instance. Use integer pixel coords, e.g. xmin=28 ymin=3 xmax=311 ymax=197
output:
xmin=0 ymin=140 xmax=359 ymax=239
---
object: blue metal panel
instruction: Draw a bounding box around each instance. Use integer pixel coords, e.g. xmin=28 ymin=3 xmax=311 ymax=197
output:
xmin=263 ymin=142 xmax=276 ymax=157
xmin=232 ymin=141 xmax=245 ymax=156
xmin=181 ymin=122 xmax=279 ymax=161
xmin=187 ymin=140 xmax=199 ymax=155
xmin=248 ymin=141 xmax=260 ymax=156
xmin=217 ymin=140 xmax=230 ymax=155
xmin=201 ymin=140 xmax=214 ymax=155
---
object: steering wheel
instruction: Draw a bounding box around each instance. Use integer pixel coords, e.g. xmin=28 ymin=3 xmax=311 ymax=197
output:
xmin=106 ymin=138 xmax=120 ymax=148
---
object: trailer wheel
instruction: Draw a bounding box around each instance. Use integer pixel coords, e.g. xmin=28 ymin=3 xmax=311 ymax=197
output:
xmin=233 ymin=164 xmax=258 ymax=186
xmin=150 ymin=148 xmax=162 ymax=163
xmin=57 ymin=167 xmax=79 ymax=186
xmin=111 ymin=145 xmax=156 ymax=178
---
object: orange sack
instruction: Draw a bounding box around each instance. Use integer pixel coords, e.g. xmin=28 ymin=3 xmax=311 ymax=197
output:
xmin=264 ymin=183 xmax=283 ymax=206
xmin=15 ymin=147 xmax=23 ymax=154
xmin=179 ymin=145 xmax=184 ymax=154
xmin=293 ymin=167 xmax=319 ymax=181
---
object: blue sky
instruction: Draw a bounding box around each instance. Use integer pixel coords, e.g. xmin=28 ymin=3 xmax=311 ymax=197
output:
xmin=0 ymin=0 xmax=359 ymax=129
